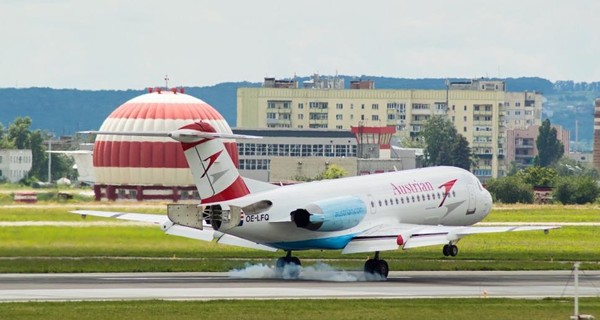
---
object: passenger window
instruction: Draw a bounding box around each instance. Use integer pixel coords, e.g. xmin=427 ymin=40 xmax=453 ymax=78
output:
xmin=371 ymin=201 xmax=375 ymax=208
xmin=412 ymin=196 xmax=415 ymax=202
xmin=427 ymin=194 xmax=431 ymax=200
xmin=452 ymin=191 xmax=456 ymax=197
xmin=378 ymin=200 xmax=382 ymax=207
xmin=395 ymin=198 xmax=399 ymax=205
xmin=384 ymin=199 xmax=388 ymax=206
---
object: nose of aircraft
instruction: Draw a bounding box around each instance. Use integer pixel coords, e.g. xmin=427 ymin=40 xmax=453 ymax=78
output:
xmin=480 ymin=188 xmax=493 ymax=217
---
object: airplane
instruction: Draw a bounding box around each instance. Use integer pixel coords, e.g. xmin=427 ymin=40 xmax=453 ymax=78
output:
xmin=73 ymin=121 xmax=558 ymax=279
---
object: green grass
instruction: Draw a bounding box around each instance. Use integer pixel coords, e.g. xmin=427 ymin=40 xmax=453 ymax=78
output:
xmin=484 ymin=205 xmax=600 ymax=222
xmin=0 ymin=298 xmax=599 ymax=320
xmin=1 ymin=204 xmax=600 ymax=273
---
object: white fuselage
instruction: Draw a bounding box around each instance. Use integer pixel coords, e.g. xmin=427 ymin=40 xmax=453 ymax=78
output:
xmin=217 ymin=166 xmax=492 ymax=251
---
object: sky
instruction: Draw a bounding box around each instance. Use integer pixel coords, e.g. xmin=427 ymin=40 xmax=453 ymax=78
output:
xmin=1 ymin=0 xmax=599 ymax=90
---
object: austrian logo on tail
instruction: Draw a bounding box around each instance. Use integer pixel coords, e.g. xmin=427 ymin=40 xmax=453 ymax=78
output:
xmin=438 ymin=179 xmax=457 ymax=207
xmin=200 ymin=150 xmax=223 ymax=178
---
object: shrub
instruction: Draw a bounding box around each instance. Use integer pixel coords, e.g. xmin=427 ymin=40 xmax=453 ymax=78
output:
xmin=554 ymin=176 xmax=600 ymax=204
xmin=486 ymin=176 xmax=534 ymax=204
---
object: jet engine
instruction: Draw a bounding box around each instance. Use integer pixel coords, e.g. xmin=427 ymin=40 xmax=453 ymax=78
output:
xmin=290 ymin=196 xmax=367 ymax=232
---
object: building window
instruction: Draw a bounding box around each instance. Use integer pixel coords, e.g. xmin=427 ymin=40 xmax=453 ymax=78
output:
xmin=372 ymin=104 xmax=379 ymax=110
xmin=298 ymin=103 xmax=304 ymax=109
xmin=463 ymin=116 xmax=467 ymax=121
xmin=298 ymin=114 xmax=304 ymax=120
xmin=464 ymin=105 xmax=467 ymax=111
xmin=336 ymin=103 xmax=343 ymax=109
xmin=336 ymin=114 xmax=343 ymax=120
xmin=464 ymin=127 xmax=467 ymax=132
xmin=515 ymin=102 xmax=521 ymax=107
xmin=372 ymin=115 xmax=379 ymax=121
xmin=267 ymin=113 xmax=276 ymax=119
xmin=336 ymin=125 xmax=343 ymax=129
xmin=412 ymin=103 xmax=429 ymax=110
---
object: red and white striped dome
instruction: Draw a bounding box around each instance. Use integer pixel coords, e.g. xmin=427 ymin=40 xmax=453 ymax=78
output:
xmin=94 ymin=90 xmax=239 ymax=186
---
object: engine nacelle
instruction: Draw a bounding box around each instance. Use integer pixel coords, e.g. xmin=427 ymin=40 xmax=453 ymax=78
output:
xmin=290 ymin=196 xmax=367 ymax=232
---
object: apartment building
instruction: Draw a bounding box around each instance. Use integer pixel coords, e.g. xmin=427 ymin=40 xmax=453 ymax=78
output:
xmin=237 ymin=77 xmax=543 ymax=181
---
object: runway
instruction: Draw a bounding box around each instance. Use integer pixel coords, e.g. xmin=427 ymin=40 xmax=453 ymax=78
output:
xmin=1 ymin=270 xmax=600 ymax=302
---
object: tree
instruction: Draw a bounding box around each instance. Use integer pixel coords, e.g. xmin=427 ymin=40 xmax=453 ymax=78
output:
xmin=421 ymin=116 xmax=473 ymax=170
xmin=536 ymin=119 xmax=564 ymax=167
xmin=315 ymin=164 xmax=347 ymax=180
xmin=485 ymin=176 xmax=534 ymax=204
xmin=554 ymin=176 xmax=600 ymax=204
xmin=7 ymin=116 xmax=32 ymax=149
xmin=553 ymin=157 xmax=599 ymax=180
xmin=293 ymin=164 xmax=347 ymax=182
xmin=516 ymin=166 xmax=557 ymax=187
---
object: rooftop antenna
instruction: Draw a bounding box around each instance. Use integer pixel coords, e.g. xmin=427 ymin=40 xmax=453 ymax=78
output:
xmin=164 ymin=74 xmax=170 ymax=89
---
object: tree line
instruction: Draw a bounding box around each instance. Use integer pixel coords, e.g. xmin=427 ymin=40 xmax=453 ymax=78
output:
xmin=419 ymin=117 xmax=599 ymax=204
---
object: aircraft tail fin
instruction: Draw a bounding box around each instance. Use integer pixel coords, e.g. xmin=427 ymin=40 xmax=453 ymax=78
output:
xmin=177 ymin=122 xmax=252 ymax=204
xmin=85 ymin=121 xmax=261 ymax=204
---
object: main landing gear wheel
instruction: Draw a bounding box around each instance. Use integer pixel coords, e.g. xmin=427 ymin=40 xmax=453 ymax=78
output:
xmin=442 ymin=244 xmax=459 ymax=257
xmin=275 ymin=251 xmax=302 ymax=278
xmin=364 ymin=251 xmax=389 ymax=279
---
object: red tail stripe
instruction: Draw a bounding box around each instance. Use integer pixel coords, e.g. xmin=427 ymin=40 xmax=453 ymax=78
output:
xmin=201 ymin=175 xmax=250 ymax=204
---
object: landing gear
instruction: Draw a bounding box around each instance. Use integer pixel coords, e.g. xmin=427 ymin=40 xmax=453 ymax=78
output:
xmin=442 ymin=243 xmax=459 ymax=257
xmin=364 ymin=251 xmax=389 ymax=279
xmin=275 ymin=251 xmax=301 ymax=278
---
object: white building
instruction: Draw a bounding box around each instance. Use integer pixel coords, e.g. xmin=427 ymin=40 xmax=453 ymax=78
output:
xmin=0 ymin=149 xmax=33 ymax=183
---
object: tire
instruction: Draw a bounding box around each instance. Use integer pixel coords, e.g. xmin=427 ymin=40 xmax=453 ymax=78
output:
xmin=442 ymin=244 xmax=450 ymax=256
xmin=364 ymin=259 xmax=376 ymax=274
xmin=375 ymin=260 xmax=389 ymax=278
xmin=449 ymin=245 xmax=459 ymax=257
xmin=276 ymin=257 xmax=286 ymax=270
xmin=290 ymin=257 xmax=301 ymax=266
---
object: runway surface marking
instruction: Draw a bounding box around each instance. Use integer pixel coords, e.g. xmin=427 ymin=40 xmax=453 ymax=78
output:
xmin=1 ymin=271 xmax=599 ymax=302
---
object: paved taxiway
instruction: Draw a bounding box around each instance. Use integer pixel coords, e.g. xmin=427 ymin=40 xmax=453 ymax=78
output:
xmin=1 ymin=271 xmax=599 ymax=301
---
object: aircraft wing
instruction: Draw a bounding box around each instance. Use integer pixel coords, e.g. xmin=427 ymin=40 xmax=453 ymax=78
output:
xmin=72 ymin=210 xmax=169 ymax=224
xmin=71 ymin=210 xmax=276 ymax=252
xmin=342 ymin=223 xmax=559 ymax=254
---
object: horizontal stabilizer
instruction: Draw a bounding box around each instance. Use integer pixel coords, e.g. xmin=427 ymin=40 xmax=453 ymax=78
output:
xmin=80 ymin=129 xmax=261 ymax=142
xmin=71 ymin=210 xmax=167 ymax=225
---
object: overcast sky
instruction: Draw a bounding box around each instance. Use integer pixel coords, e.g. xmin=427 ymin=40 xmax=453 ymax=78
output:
xmin=1 ymin=0 xmax=598 ymax=90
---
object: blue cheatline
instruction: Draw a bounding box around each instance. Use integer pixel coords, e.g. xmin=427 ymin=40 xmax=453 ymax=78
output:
xmin=269 ymin=233 xmax=357 ymax=251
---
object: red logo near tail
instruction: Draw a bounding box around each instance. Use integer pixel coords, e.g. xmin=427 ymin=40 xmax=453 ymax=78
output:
xmin=438 ymin=179 xmax=457 ymax=207
xmin=201 ymin=150 xmax=223 ymax=178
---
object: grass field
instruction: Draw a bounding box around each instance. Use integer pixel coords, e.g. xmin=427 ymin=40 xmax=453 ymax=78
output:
xmin=1 ymin=204 xmax=599 ymax=272
xmin=0 ymin=298 xmax=599 ymax=320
